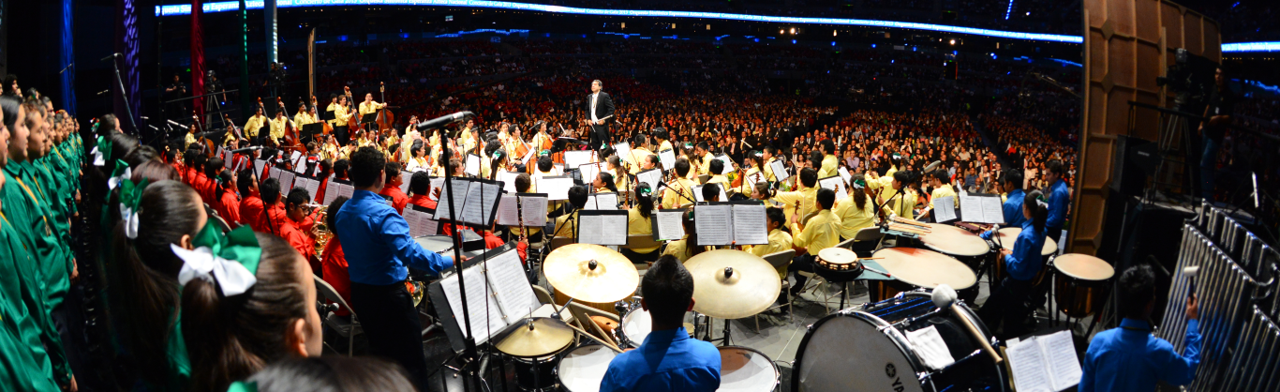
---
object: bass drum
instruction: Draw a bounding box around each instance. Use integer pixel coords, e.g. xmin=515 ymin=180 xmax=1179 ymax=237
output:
xmin=792 ymin=291 xmax=1007 ymax=392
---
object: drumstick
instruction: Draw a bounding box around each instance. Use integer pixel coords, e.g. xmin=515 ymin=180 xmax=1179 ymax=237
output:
xmin=563 ymin=320 xmax=625 ymax=353
xmin=862 ymin=264 xmax=891 ymax=277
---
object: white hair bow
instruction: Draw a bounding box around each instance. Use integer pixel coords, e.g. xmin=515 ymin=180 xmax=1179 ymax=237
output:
xmin=119 ymin=203 xmax=140 ymax=239
xmin=172 ymin=244 xmax=258 ymax=296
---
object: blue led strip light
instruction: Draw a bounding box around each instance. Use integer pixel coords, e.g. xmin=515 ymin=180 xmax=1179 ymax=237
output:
xmin=155 ymin=0 xmax=1081 ymax=42
xmin=1223 ymin=42 xmax=1280 ymax=53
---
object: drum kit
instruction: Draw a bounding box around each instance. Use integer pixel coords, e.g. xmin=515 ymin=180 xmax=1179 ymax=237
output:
xmin=488 ymin=243 xmax=783 ymax=391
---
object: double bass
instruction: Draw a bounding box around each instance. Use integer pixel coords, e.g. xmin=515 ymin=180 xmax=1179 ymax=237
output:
xmin=311 ymin=95 xmax=334 ymax=137
xmin=278 ymin=97 xmax=305 ymax=154
xmin=375 ymin=82 xmax=395 ymax=133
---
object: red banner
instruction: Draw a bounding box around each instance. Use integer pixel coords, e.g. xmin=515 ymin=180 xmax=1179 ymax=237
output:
xmin=190 ymin=0 xmax=205 ymax=119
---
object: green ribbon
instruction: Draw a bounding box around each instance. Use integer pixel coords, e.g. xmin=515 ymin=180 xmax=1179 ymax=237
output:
xmin=225 ymin=381 xmax=257 ymax=392
xmin=192 ymin=222 xmax=263 ymax=276
xmin=118 ymin=178 xmax=149 ymax=239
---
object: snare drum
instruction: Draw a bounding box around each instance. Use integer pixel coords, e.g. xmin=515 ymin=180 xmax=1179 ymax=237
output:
xmin=1053 ymin=253 xmax=1114 ymax=318
xmin=868 ymin=247 xmax=977 ymax=303
xmin=511 ymin=354 xmax=562 ymax=391
xmin=557 ymin=345 xmax=617 ymax=392
xmin=793 ymin=291 xmax=1007 ymax=392
xmin=719 ymin=346 xmax=780 ymax=392
xmin=619 ymin=302 xmax=697 ymax=348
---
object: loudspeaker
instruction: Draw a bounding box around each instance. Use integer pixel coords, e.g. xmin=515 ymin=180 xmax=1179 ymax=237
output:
xmin=1110 ymin=135 xmax=1158 ymax=197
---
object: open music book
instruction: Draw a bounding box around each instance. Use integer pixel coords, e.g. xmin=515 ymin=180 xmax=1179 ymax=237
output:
xmin=404 ymin=205 xmax=440 ymax=237
xmin=934 ymin=196 xmax=958 ymax=223
xmin=496 ymin=193 xmax=549 ymax=228
xmin=585 ymin=192 xmax=619 ymax=210
xmin=1005 ymin=330 xmax=1082 ymax=392
xmin=535 ymin=175 xmax=574 ymax=201
xmin=432 ymin=177 xmax=504 ymax=227
xmin=691 ymin=184 xmax=729 ymax=203
xmin=693 ymin=202 xmax=768 ymax=246
xmin=430 ymin=244 xmax=539 ymax=349
xmin=578 ymin=163 xmax=604 ymax=188
xmin=958 ymin=194 xmax=1006 ymax=224
xmin=464 ymin=154 xmax=482 ymax=177
xmin=636 ymin=169 xmax=663 ymax=192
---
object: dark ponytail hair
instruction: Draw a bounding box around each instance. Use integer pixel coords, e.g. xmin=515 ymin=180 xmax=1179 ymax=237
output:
xmin=108 ymin=180 xmax=204 ymax=385
xmin=599 ymin=172 xmax=618 ymax=194
xmin=635 ymin=183 xmax=654 ymax=219
xmin=766 ymin=207 xmax=788 ymax=234
xmin=1024 ymin=190 xmax=1048 ymax=232
xmin=247 ymin=356 xmax=415 ymax=392
xmin=182 ymin=233 xmax=309 ymax=392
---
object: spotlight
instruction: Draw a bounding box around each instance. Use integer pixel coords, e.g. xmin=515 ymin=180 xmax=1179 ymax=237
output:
xmin=949 ymin=39 xmax=956 ymax=45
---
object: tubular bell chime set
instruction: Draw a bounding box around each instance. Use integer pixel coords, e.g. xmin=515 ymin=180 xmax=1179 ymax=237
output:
xmin=1158 ymin=202 xmax=1279 ymax=391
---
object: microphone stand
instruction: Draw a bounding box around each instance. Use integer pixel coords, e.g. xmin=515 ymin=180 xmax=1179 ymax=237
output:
xmin=102 ymin=54 xmax=140 ymax=135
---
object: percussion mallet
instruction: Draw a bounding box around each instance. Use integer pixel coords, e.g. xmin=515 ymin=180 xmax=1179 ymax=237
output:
xmin=932 ymin=284 xmax=1002 ymax=364
xmin=1184 ymin=266 xmax=1199 ymax=298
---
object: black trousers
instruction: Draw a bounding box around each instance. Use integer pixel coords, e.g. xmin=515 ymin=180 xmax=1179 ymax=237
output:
xmin=790 ymin=253 xmax=817 ymax=292
xmin=589 ymin=124 xmax=610 ymax=151
xmin=978 ymin=277 xmax=1034 ymax=339
xmin=349 ymin=281 xmax=428 ymax=388
xmin=335 ymin=126 xmax=350 ymax=146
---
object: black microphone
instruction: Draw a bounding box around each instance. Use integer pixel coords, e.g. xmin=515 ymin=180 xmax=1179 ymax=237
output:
xmin=99 ymin=53 xmax=121 ymax=62
xmin=415 ymin=111 xmax=474 ymax=132
xmin=231 ymin=146 xmax=263 ymax=153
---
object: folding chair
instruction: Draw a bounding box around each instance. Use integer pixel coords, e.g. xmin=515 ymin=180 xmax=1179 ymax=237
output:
xmin=754 ymin=249 xmax=796 ymax=331
xmin=314 ymin=276 xmax=362 ymax=356
xmin=848 ymin=227 xmax=884 ymax=257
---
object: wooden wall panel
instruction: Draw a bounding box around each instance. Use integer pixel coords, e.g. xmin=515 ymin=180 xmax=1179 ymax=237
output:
xmin=1071 ymin=0 xmax=1220 ymax=255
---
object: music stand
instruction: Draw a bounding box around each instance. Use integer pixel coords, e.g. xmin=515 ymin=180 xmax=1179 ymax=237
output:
xmin=301 ymin=123 xmax=324 ymax=145
xmin=321 ymin=110 xmax=336 ymax=122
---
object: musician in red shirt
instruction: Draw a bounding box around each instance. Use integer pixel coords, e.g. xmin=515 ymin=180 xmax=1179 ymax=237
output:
xmin=406 ymin=171 xmax=437 ymax=210
xmin=214 ymin=169 xmax=241 ymax=226
xmin=320 ymin=196 xmax=352 ymax=316
xmin=261 ymin=179 xmax=317 ymax=271
xmin=236 ymin=167 xmax=267 ymax=232
xmin=379 ymin=162 xmax=410 ymax=214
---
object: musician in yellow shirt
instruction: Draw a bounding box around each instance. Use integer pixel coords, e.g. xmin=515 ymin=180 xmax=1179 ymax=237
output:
xmin=789 ymin=188 xmax=841 ymax=294
xmin=919 ymin=170 xmax=957 ymax=222
xmin=327 ymin=94 xmax=355 ymax=145
xmin=770 ymin=168 xmax=819 ymax=223
xmin=358 ymin=92 xmax=385 ymax=132
xmin=834 ymin=179 xmax=877 ymax=240
xmin=818 ymin=140 xmax=839 ymax=179
xmin=705 ymin=160 xmax=730 ymax=188
xmin=692 ymin=142 xmax=712 ymax=177
xmin=761 ymin=147 xmax=780 ymax=182
xmin=661 ymin=158 xmax=698 ymax=209
xmin=620 ymin=184 xmax=661 ymax=264
xmin=244 ymin=105 xmax=267 ymax=144
xmin=747 ymin=207 xmax=794 ymax=278
xmin=293 ymin=103 xmax=317 ymax=127
xmin=874 ymin=171 xmax=918 ymax=219
xmin=653 ymin=128 xmax=674 ymax=155
xmin=739 ymin=152 xmax=765 ymax=195
xmin=268 ymin=111 xmax=291 ymax=146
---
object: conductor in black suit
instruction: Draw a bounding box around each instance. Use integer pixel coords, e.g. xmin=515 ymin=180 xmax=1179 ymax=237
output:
xmin=585 ymin=79 xmax=615 ymax=151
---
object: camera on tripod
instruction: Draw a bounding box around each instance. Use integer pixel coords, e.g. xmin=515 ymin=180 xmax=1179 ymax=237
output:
xmin=269 ymin=62 xmax=287 ymax=87
xmin=1156 ymin=48 xmax=1218 ymax=112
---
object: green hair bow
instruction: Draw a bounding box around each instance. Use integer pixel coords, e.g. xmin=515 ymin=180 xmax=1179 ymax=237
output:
xmin=172 ymin=223 xmax=264 ymax=296
xmin=118 ymin=178 xmax=149 ymax=239
xmin=92 ymin=135 xmax=113 ymax=167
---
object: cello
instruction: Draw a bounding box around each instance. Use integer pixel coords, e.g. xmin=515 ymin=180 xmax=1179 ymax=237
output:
xmin=278 ymin=97 xmax=306 ymax=154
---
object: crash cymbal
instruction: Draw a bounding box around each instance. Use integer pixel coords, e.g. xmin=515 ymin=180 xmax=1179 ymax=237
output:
xmin=872 ymin=247 xmax=976 ymax=290
xmin=543 ymin=244 xmax=639 ymax=304
xmin=494 ymin=317 xmax=575 ymax=358
xmin=995 ymin=227 xmax=1058 ymax=256
xmin=817 ymin=247 xmax=860 ymax=266
xmin=684 ymin=249 xmax=782 ymax=319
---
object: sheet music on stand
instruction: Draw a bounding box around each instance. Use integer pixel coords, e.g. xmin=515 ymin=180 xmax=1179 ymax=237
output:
xmin=405 ymin=205 xmax=440 ymax=237
xmin=715 ymin=155 xmax=734 ymax=174
xmin=693 ymin=202 xmax=768 ymax=246
xmin=958 ymin=194 xmax=1006 ymax=224
xmin=331 ymin=179 xmax=355 ymax=201
xmin=433 ymin=177 xmax=473 ymax=222
xmin=613 ymin=142 xmax=631 ymax=161
xmin=1004 ymin=330 xmax=1082 ymax=392
xmin=537 ymin=176 xmax=574 ymax=201
xmin=398 ymin=171 xmax=414 ymax=194
xmin=517 ymin=193 xmax=548 ymax=227
xmin=428 ymin=244 xmax=538 ymax=351
xmin=290 ymin=152 xmax=305 ymax=173
xmin=658 ymin=149 xmax=676 ymax=171
xmin=691 ymin=185 xmax=729 ymax=203
xmin=221 ymin=149 xmax=232 ymax=166
xmin=933 ymin=196 xmax=958 ymax=223
xmin=564 ymin=150 xmax=596 ymax=169
xmin=818 ymin=175 xmax=849 ymax=201
xmin=585 ymin=192 xmax=619 ymax=210
xmin=578 ymin=163 xmax=604 ymax=187
xmin=636 ymin=169 xmax=662 ymax=191
xmin=434 ymin=178 xmax=503 ymax=227
xmin=429 ymin=178 xmax=445 ymax=201
xmin=744 ymin=171 xmax=765 ymax=189
xmin=254 ymin=159 xmax=266 ymax=178
xmin=838 ymin=167 xmax=852 ymax=186
xmin=769 ymin=159 xmax=790 ymax=182
xmin=279 ymin=171 xmax=297 ymax=195
xmin=577 ymin=210 xmax=629 ymax=246
xmin=300 ymin=177 xmax=321 ymax=204
xmin=497 ymin=171 xmax=521 ymax=194
xmin=464 ymin=154 xmax=482 ymax=177
xmin=268 ymin=166 xmax=282 ymax=181
xmin=651 ymin=209 xmax=686 ymax=241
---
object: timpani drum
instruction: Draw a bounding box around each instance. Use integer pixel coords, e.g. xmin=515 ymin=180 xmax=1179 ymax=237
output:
xmin=991 ymin=227 xmax=1057 ymax=286
xmin=868 ymin=248 xmax=977 ymax=303
xmin=792 ymin=291 xmax=1007 ymax=392
xmin=1052 ymin=253 xmax=1115 ymax=319
xmin=718 ymin=346 xmax=780 ymax=392
xmin=556 ymin=344 xmax=617 ymax=392
xmin=919 ymin=223 xmax=992 ymax=270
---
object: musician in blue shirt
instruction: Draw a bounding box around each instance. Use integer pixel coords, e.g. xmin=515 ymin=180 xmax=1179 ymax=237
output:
xmin=601 ymin=255 xmax=721 ymax=392
xmin=977 ymin=190 xmax=1048 ymax=339
xmin=334 ymin=146 xmax=454 ymax=389
xmin=1080 ymin=265 xmax=1200 ymax=391
xmin=979 ymin=170 xmax=1027 ymax=241
xmin=1044 ymin=160 xmax=1070 ymax=243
